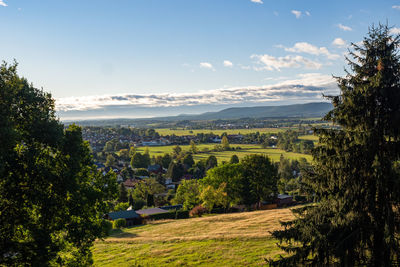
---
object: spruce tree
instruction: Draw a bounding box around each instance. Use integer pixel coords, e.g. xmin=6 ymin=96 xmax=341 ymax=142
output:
xmin=118 ymin=183 xmax=129 ymax=203
xmin=271 ymin=24 xmax=400 ymax=266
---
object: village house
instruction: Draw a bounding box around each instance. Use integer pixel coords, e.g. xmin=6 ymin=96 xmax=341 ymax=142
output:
xmin=105 ymin=210 xmax=141 ymax=226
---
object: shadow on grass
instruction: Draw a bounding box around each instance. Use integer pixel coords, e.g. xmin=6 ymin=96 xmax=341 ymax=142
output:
xmin=109 ymin=229 xmax=138 ymax=239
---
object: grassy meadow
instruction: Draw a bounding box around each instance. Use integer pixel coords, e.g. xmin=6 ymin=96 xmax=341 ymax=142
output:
xmin=93 ymin=207 xmax=296 ymax=266
xmin=135 ymin=143 xmax=313 ymax=162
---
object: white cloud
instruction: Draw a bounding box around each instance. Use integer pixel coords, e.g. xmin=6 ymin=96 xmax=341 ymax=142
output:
xmin=238 ymin=64 xmax=251 ymax=70
xmin=332 ymin=38 xmax=347 ymax=48
xmin=223 ymin=60 xmax=233 ymax=67
xmin=0 ymin=0 xmax=7 ymax=7
xmin=305 ymin=11 xmax=311 ymax=16
xmin=291 ymin=10 xmax=302 ymax=18
xmin=251 ymin=54 xmax=322 ymax=71
xmin=389 ymin=27 xmax=400 ymax=35
xmin=281 ymin=42 xmax=340 ymax=60
xmin=337 ymin=23 xmax=352 ymax=31
xmin=56 ymin=73 xmax=337 ymax=112
xmin=392 ymin=5 xmax=400 ymax=10
xmin=251 ymin=0 xmax=263 ymax=3
xmin=200 ymin=62 xmax=214 ymax=70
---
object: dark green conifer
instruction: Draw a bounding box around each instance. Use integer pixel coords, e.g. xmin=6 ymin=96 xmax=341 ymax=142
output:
xmin=270 ymin=24 xmax=400 ymax=266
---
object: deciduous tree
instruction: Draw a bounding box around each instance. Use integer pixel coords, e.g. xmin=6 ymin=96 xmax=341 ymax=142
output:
xmin=0 ymin=62 xmax=117 ymax=266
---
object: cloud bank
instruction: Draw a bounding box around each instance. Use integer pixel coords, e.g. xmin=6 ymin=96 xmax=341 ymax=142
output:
xmin=337 ymin=23 xmax=352 ymax=31
xmin=332 ymin=38 xmax=347 ymax=48
xmin=0 ymin=0 xmax=7 ymax=7
xmin=280 ymin=42 xmax=340 ymax=60
xmin=251 ymin=54 xmax=322 ymax=71
xmin=223 ymin=60 xmax=233 ymax=67
xmin=56 ymin=73 xmax=338 ymax=113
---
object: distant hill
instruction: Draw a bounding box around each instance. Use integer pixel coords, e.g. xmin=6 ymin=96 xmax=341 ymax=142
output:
xmin=67 ymin=102 xmax=333 ymax=126
xmin=174 ymin=102 xmax=332 ymax=120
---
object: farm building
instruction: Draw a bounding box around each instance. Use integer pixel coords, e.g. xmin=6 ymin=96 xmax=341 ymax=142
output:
xmin=105 ymin=210 xmax=142 ymax=226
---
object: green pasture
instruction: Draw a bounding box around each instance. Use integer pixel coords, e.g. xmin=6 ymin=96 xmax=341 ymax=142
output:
xmin=155 ymin=128 xmax=287 ymax=136
xmin=135 ymin=143 xmax=312 ymax=162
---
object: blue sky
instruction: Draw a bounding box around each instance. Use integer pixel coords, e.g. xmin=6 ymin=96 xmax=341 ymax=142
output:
xmin=1 ymin=0 xmax=400 ymax=119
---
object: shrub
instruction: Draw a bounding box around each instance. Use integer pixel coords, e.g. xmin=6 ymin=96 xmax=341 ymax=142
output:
xmin=146 ymin=211 xmax=176 ymax=221
xmin=210 ymin=207 xmax=225 ymax=214
xmin=189 ymin=205 xmax=207 ymax=217
xmin=175 ymin=210 xmax=189 ymax=219
xmin=113 ymin=218 xmax=127 ymax=229
xmin=135 ymin=168 xmax=150 ymax=176
xmin=294 ymin=195 xmax=307 ymax=203
xmin=102 ymin=219 xmax=113 ymax=235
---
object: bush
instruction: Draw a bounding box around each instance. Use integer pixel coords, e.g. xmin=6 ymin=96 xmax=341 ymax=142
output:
xmin=113 ymin=218 xmax=127 ymax=229
xmin=294 ymin=195 xmax=307 ymax=203
xmin=101 ymin=219 xmax=113 ymax=235
xmin=189 ymin=205 xmax=207 ymax=217
xmin=135 ymin=168 xmax=150 ymax=176
xmin=146 ymin=211 xmax=176 ymax=221
xmin=176 ymin=210 xmax=189 ymax=219
xmin=210 ymin=207 xmax=225 ymax=214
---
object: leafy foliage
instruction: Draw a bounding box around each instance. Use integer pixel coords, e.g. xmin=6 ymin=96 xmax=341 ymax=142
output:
xmin=173 ymin=179 xmax=201 ymax=210
xmin=130 ymin=152 xmax=151 ymax=169
xmin=112 ymin=218 xmax=127 ymax=229
xmin=230 ymin=154 xmax=239 ymax=164
xmin=166 ymin=161 xmax=185 ymax=182
xmin=0 ymin=61 xmax=117 ymax=266
xmin=189 ymin=205 xmax=207 ymax=217
xmin=241 ymin=155 xmax=278 ymax=206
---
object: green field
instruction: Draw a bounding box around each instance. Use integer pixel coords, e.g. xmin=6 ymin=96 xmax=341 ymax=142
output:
xmin=93 ymin=207 xmax=296 ymax=266
xmin=299 ymin=135 xmax=319 ymax=141
xmin=135 ymin=143 xmax=312 ymax=162
xmin=155 ymin=128 xmax=288 ymax=136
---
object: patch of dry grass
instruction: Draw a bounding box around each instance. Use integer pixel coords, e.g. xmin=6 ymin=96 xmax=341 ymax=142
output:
xmin=107 ymin=208 xmax=294 ymax=243
xmin=93 ymin=207 xmax=298 ymax=266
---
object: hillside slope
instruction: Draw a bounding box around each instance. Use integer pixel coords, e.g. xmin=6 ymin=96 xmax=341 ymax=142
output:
xmin=93 ymin=207 xmax=296 ymax=266
xmin=182 ymin=102 xmax=332 ymax=120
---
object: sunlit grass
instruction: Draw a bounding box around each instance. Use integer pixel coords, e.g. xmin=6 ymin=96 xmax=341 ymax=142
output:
xmin=93 ymin=207 xmax=296 ymax=266
xmin=134 ymin=143 xmax=312 ymax=162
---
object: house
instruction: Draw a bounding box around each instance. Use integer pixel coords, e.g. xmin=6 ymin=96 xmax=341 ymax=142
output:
xmin=275 ymin=194 xmax=294 ymax=207
xmin=165 ymin=178 xmax=175 ymax=189
xmin=135 ymin=207 xmax=169 ymax=216
xmin=148 ymin=164 xmax=163 ymax=174
xmin=211 ymin=137 xmax=222 ymax=143
xmin=123 ymin=178 xmax=139 ymax=189
xmin=105 ymin=210 xmax=141 ymax=226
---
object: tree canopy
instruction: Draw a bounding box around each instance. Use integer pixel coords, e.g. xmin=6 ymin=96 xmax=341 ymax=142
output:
xmin=0 ymin=62 xmax=117 ymax=265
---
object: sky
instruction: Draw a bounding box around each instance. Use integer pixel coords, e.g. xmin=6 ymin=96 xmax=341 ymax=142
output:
xmin=1 ymin=0 xmax=400 ymax=120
